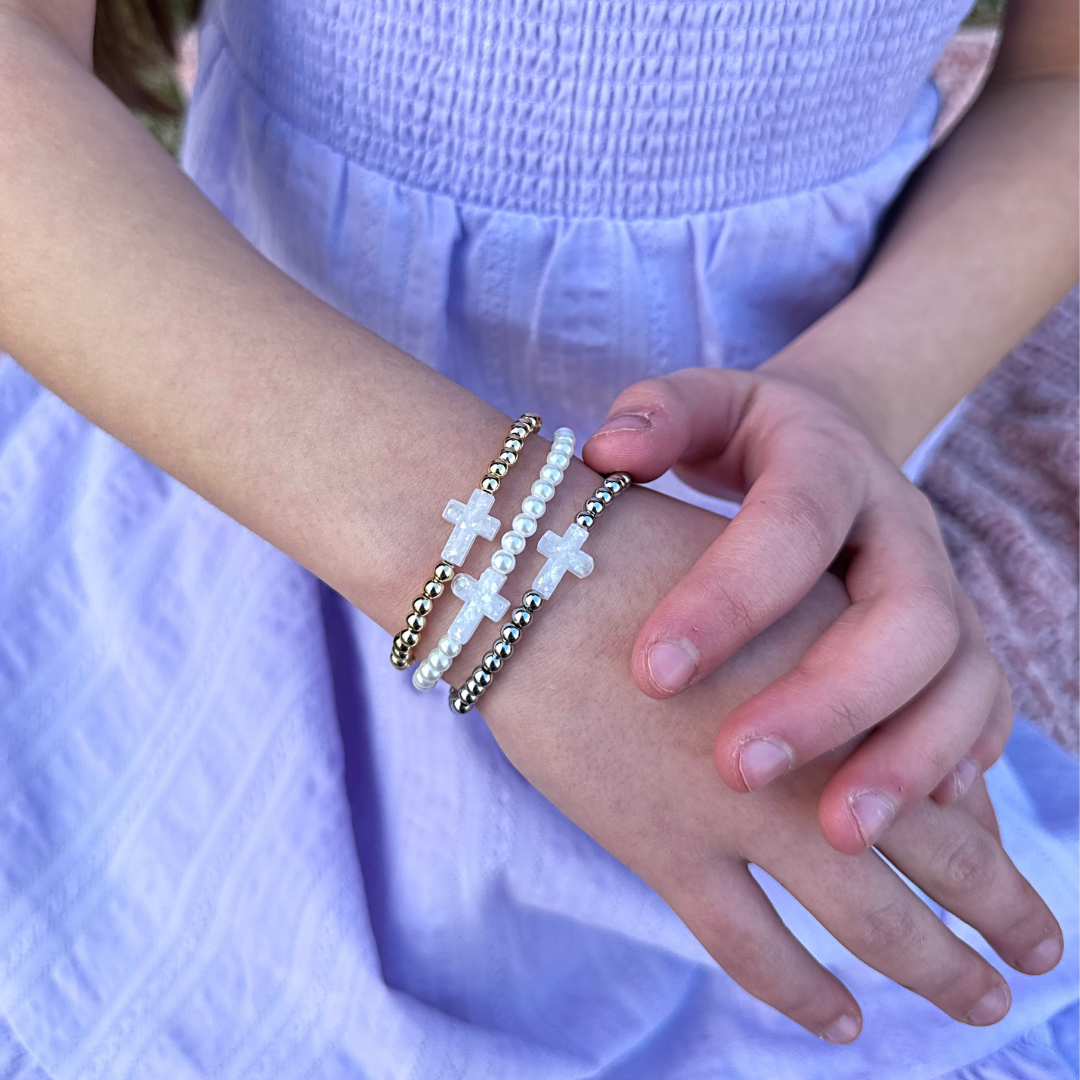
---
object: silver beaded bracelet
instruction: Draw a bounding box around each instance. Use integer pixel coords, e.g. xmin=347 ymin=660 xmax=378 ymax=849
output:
xmin=390 ymin=413 xmax=541 ymax=670
xmin=412 ymin=427 xmax=577 ymax=690
xmin=448 ymin=472 xmax=632 ymax=713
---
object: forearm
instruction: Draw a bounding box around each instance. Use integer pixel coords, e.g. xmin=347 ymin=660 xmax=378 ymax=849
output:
xmin=763 ymin=62 xmax=1078 ymax=463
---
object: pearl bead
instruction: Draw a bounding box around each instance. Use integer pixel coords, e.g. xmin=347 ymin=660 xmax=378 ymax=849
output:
xmin=513 ymin=513 xmax=537 ymax=537
xmin=431 ymin=651 xmax=451 ymax=672
xmin=554 ymin=426 xmax=574 ymax=440
xmin=490 ymin=550 xmax=516 ymax=575
xmin=546 ymin=450 xmax=570 ymax=469
xmin=531 ymin=480 xmax=556 ymax=502
xmin=552 ymin=440 xmax=574 ymax=457
xmin=418 ymin=660 xmax=437 ymax=682
xmin=502 ymin=531 xmax=527 ymax=555
xmin=439 ymin=635 xmax=462 ymax=658
xmin=521 ymin=496 xmax=546 ymax=518
xmin=539 ymin=465 xmax=563 ymax=485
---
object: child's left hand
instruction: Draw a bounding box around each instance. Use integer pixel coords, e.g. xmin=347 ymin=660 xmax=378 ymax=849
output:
xmin=583 ymin=366 xmax=1011 ymax=856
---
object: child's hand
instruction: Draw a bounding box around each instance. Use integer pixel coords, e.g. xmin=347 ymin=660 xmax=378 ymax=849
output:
xmin=583 ymin=368 xmax=1010 ymax=855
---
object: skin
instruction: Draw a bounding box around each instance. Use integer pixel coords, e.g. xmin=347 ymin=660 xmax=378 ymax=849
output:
xmin=0 ymin=0 xmax=1066 ymax=1044
xmin=583 ymin=0 xmax=1079 ymax=854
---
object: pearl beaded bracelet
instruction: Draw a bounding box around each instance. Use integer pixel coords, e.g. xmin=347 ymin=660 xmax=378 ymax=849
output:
xmin=412 ymin=427 xmax=577 ymax=690
xmin=390 ymin=413 xmax=542 ymax=670
xmin=448 ymin=471 xmax=632 ymax=713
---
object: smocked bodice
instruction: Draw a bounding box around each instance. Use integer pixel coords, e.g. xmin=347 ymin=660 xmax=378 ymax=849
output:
xmin=210 ymin=0 xmax=969 ymax=218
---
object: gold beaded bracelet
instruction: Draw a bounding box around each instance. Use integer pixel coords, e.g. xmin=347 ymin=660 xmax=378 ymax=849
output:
xmin=448 ymin=472 xmax=631 ymax=712
xmin=390 ymin=413 xmax=542 ymax=670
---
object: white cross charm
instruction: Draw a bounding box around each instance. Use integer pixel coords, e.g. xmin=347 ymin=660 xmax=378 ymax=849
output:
xmin=446 ymin=567 xmax=511 ymax=644
xmin=533 ymin=523 xmax=594 ymax=599
xmin=442 ymin=489 xmax=500 ymax=566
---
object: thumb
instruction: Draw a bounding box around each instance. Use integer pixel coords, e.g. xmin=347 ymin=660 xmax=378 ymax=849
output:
xmin=582 ymin=369 xmax=754 ymax=481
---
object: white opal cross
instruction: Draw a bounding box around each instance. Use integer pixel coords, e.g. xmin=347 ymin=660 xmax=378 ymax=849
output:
xmin=442 ymin=489 xmax=500 ymax=566
xmin=446 ymin=567 xmax=511 ymax=644
xmin=533 ymin=523 xmax=594 ymax=599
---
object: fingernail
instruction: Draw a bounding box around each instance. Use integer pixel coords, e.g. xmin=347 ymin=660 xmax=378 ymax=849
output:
xmin=1017 ymin=936 xmax=1062 ymax=975
xmin=593 ymin=413 xmax=651 ymax=437
xmin=820 ymin=1014 xmax=860 ymax=1044
xmin=646 ymin=640 xmax=696 ymax=693
xmin=951 ymin=757 xmax=980 ymax=799
xmin=849 ymin=791 xmax=898 ymax=847
xmin=966 ymin=984 xmax=1010 ymax=1026
xmin=738 ymin=739 xmax=793 ymax=790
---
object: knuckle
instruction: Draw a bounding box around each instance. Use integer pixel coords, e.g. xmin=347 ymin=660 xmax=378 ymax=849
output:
xmin=860 ymin=899 xmax=926 ymax=956
xmin=766 ymin=487 xmax=840 ymax=564
xmin=907 ymin=585 xmax=961 ymax=666
xmin=940 ymin=834 xmax=998 ymax=894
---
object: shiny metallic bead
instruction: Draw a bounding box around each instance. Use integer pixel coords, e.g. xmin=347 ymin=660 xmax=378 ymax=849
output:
xmin=473 ymin=668 xmax=492 ymax=688
xmin=523 ymin=414 xmax=542 ymax=429
xmin=465 ymin=676 xmax=481 ymax=696
xmin=413 ymin=596 xmax=434 ymax=616
xmin=392 ymin=645 xmax=411 ymax=660
xmin=603 ymin=477 xmax=622 ymax=495
xmin=612 ymin=472 xmax=631 ymax=487
xmin=501 ymin=624 xmax=522 ymax=644
xmin=393 ymin=633 xmax=409 ymax=650
xmin=481 ymin=652 xmax=502 ymax=673
xmin=434 ymin=562 xmax=454 ymax=582
xmin=504 ymin=437 xmax=524 ymax=454
xmin=575 ymin=512 xmax=595 ymax=530
xmin=499 ymin=449 xmax=518 ymax=466
xmin=522 ymin=591 xmax=543 ymax=611
xmin=450 ymin=695 xmax=470 ymax=714
xmin=493 ymin=639 xmax=513 ymax=659
xmin=459 ymin=687 xmax=477 ymax=705
xmin=423 ymin=579 xmax=444 ymax=599
xmin=510 ymin=607 xmax=532 ymax=629
xmin=390 ymin=652 xmax=411 ymax=669
xmin=584 ymin=497 xmax=605 ymax=516
xmin=488 ymin=460 xmax=508 ymax=478
xmin=400 ymin=628 xmax=420 ymax=648
xmin=481 ymin=476 xmax=500 ymax=494
xmin=593 ymin=487 xmax=613 ymax=504
xmin=508 ymin=426 xmax=528 ymax=441
xmin=405 ymin=612 xmax=426 ymax=633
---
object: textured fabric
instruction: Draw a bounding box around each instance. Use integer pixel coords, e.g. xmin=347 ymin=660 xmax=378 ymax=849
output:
xmin=921 ymin=289 xmax=1080 ymax=755
xmin=0 ymin=1 xmax=1077 ymax=1077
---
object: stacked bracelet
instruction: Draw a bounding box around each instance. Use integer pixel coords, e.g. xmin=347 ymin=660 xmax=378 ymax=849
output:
xmin=390 ymin=413 xmax=542 ymax=670
xmin=412 ymin=427 xmax=577 ymax=690
xmin=449 ymin=471 xmax=631 ymax=713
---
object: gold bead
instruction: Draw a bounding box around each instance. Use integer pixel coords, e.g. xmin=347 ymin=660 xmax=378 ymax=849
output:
xmin=503 ymin=437 xmax=523 ymax=454
xmin=481 ymin=476 xmax=500 ymax=494
xmin=433 ymin=562 xmax=454 ymax=582
xmin=390 ymin=653 xmax=411 ymax=669
xmin=509 ymin=425 xmax=528 ymax=440
xmin=413 ymin=596 xmax=434 ymax=616
xmin=499 ymin=449 xmax=518 ymax=466
xmin=488 ymin=460 xmax=508 ymax=478
xmin=423 ymin=579 xmax=444 ymax=599
xmin=406 ymin=612 xmax=425 ymax=633
xmin=522 ymin=413 xmax=542 ymax=429
xmin=400 ymin=628 xmax=420 ymax=648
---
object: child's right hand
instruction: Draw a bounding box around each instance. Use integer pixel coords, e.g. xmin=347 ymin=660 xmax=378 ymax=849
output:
xmin=475 ymin=474 xmax=1062 ymax=1043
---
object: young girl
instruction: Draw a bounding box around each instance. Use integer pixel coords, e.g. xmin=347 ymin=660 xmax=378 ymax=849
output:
xmin=0 ymin=0 xmax=1075 ymax=1076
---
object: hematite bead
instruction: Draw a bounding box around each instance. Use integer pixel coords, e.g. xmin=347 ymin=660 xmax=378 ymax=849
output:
xmin=481 ymin=652 xmax=502 ymax=673
xmin=413 ymin=596 xmax=434 ymax=616
xmin=423 ymin=579 xmax=444 ymax=599
xmin=405 ymin=612 xmax=425 ymax=632
xmin=481 ymin=476 xmax=500 ymax=494
xmin=585 ymin=498 xmax=604 ymax=515
xmin=575 ymin=512 xmax=595 ymax=529
xmin=501 ymin=624 xmax=521 ymax=644
xmin=434 ymin=563 xmax=454 ymax=582
xmin=510 ymin=608 xmax=531 ymax=628
xmin=488 ymin=460 xmax=508 ymax=478
xmin=493 ymin=639 xmax=513 ymax=659
xmin=522 ymin=591 xmax=543 ymax=611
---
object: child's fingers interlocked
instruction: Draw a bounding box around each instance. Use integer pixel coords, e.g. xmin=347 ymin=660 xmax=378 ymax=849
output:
xmin=583 ymin=366 xmax=1007 ymax=854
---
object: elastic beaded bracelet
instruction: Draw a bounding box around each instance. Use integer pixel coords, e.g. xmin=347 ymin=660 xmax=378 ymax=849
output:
xmin=449 ymin=471 xmax=631 ymax=713
xmin=390 ymin=413 xmax=542 ymax=670
xmin=412 ymin=427 xmax=577 ymax=690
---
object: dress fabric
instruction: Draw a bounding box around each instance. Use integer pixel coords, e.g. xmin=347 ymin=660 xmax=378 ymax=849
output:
xmin=0 ymin=1 xmax=1077 ymax=1077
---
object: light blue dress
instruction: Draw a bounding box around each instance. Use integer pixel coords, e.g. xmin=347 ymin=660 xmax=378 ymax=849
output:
xmin=0 ymin=1 xmax=1076 ymax=1077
